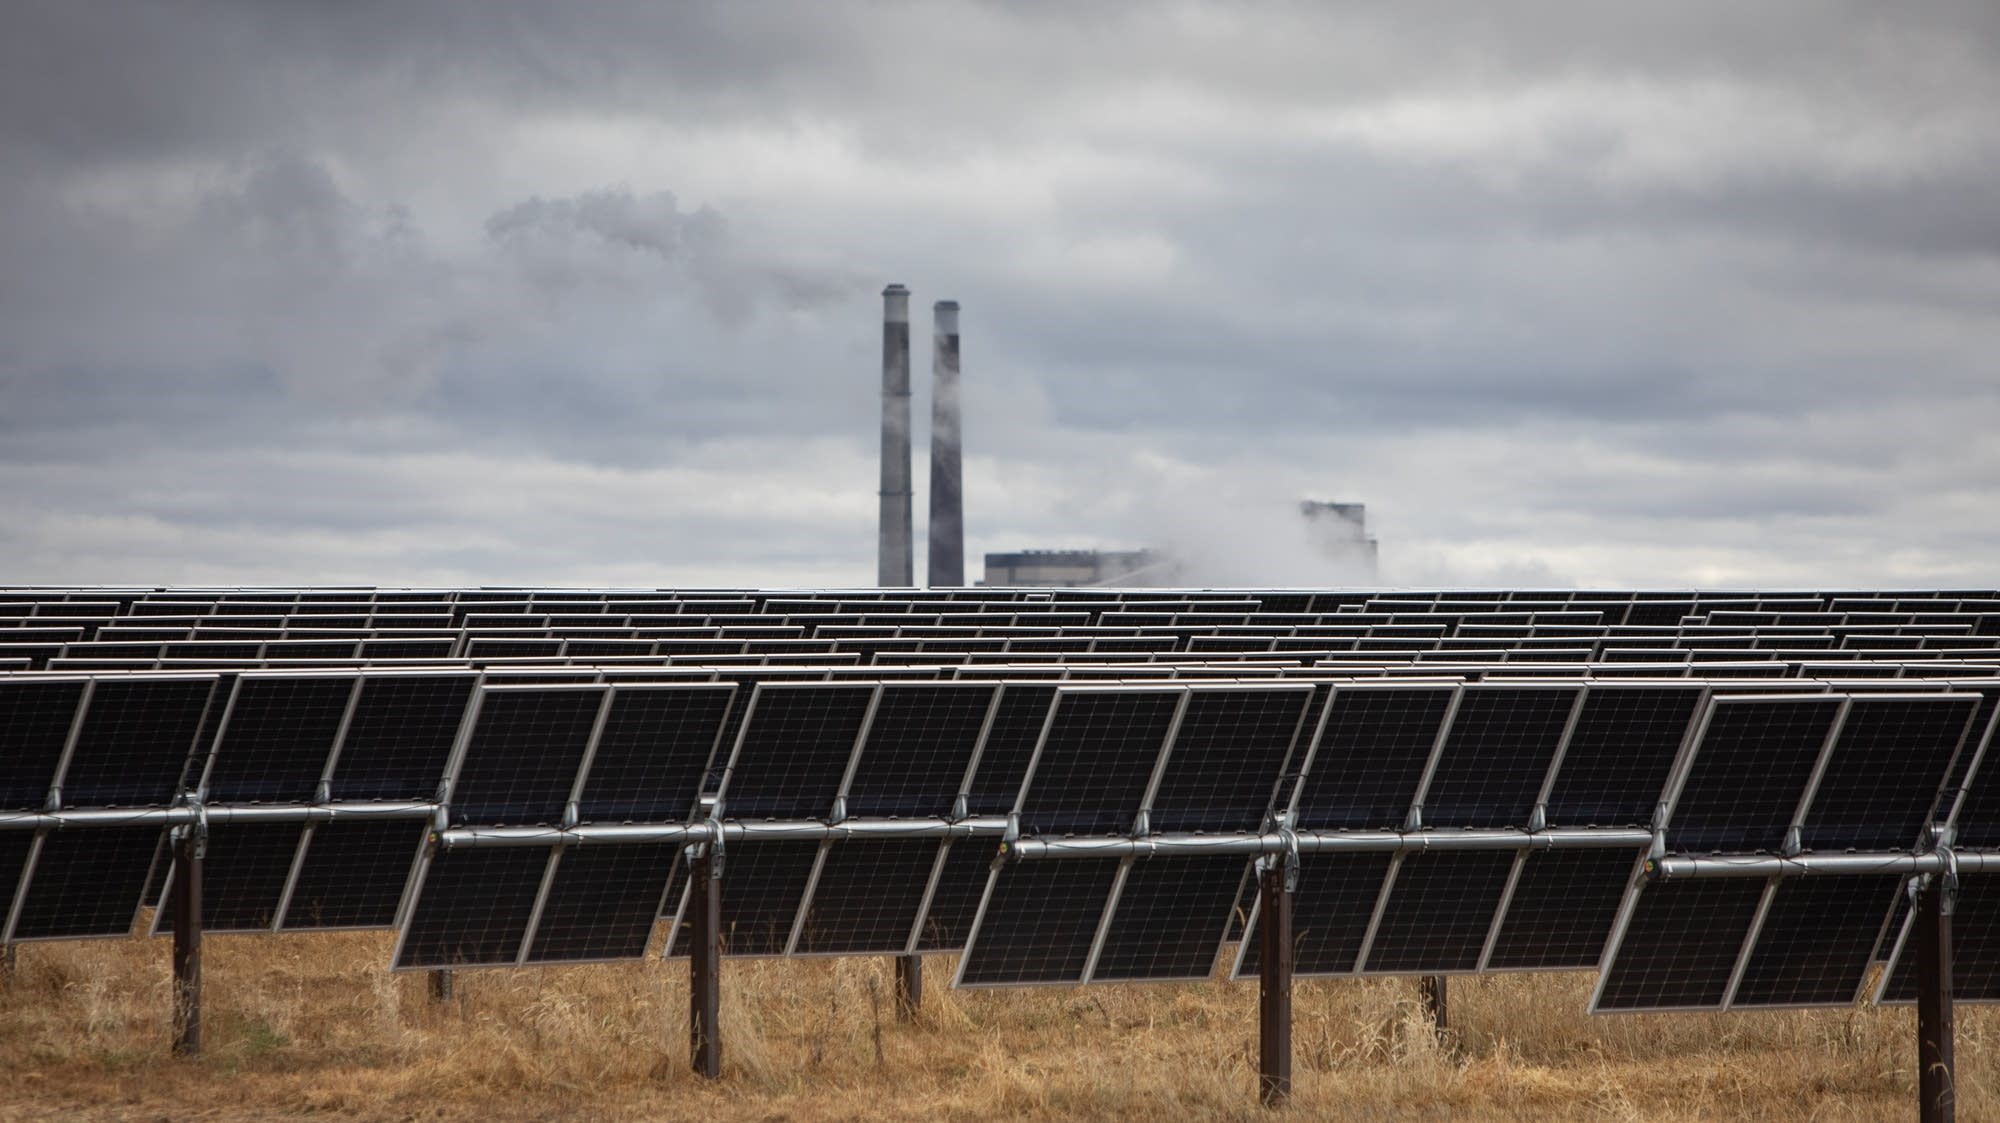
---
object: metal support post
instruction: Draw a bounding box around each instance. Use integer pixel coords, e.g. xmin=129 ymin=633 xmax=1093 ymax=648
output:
xmin=170 ymin=823 xmax=203 ymax=1057
xmin=689 ymin=846 xmax=723 ymax=1079
xmin=428 ymin=969 xmax=454 ymax=1003
xmin=1419 ymin=975 xmax=1449 ymax=1042
xmin=1257 ymin=859 xmax=1293 ymax=1107
xmin=1917 ymin=875 xmax=1955 ymax=1123
xmin=894 ymin=954 xmax=922 ymax=1020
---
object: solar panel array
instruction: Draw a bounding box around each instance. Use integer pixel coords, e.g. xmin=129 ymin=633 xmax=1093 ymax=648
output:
xmin=2 ymin=584 xmax=1996 ymax=1030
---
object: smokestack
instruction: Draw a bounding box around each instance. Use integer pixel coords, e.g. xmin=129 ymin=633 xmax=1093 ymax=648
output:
xmin=927 ymin=300 xmax=963 ymax=587
xmin=877 ymin=284 xmax=913 ymax=587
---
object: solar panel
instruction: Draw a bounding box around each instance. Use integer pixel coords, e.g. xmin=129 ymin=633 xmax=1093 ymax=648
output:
xmin=714 ymin=840 xmax=821 ymax=956
xmin=912 ymin=842 xmax=995 ymax=952
xmin=447 ymin=685 xmax=608 ymax=826
xmin=716 ymin=683 xmax=875 ymax=820
xmin=1235 ymin=853 xmax=1395 ymax=977
xmin=5 ymin=676 xmax=217 ymax=941
xmin=0 ymin=832 xmax=32 ymax=938
xmin=393 ymin=847 xmax=551 ymax=968
xmin=1540 ymin=684 xmax=1705 ymax=827
xmin=1059 ymin=685 xmax=1314 ymax=984
xmin=954 ymin=687 xmax=1188 ymax=984
xmin=325 ymin=671 xmax=478 ymax=800
xmin=7 ymin=827 xmax=160 ymax=941
xmin=1361 ymin=851 xmax=1518 ymax=973
xmin=1730 ymin=875 xmax=1902 ymax=1007
xmin=961 ymin=684 xmax=1060 ymax=815
xmin=1800 ymin=695 xmax=1977 ymax=850
xmin=1415 ymin=685 xmax=1580 ymax=829
xmin=793 ymin=839 xmax=948 ymax=955
xmin=1593 ymin=878 xmax=1768 ymax=1011
xmin=1145 ymin=685 xmax=1312 ymax=833
xmin=1012 ymin=687 xmax=1185 ymax=836
xmin=155 ymin=823 xmax=303 ymax=933
xmin=523 ymin=843 xmax=680 ymax=963
xmin=1483 ymin=848 xmax=1639 ymax=970
xmin=1879 ymin=873 xmax=2000 ymax=1003
xmin=1290 ymin=685 xmax=1456 ymax=831
xmin=956 ymin=859 xmax=1121 ymax=986
xmin=574 ymin=683 xmax=732 ymax=824
xmin=1597 ymin=693 xmax=1971 ymax=1012
xmin=394 ymin=684 xmax=610 ymax=965
xmin=838 ymin=683 xmax=998 ymax=818
xmin=1661 ymin=695 xmax=1843 ymax=854
xmin=791 ymin=684 xmax=998 ymax=956
xmin=147 ymin=674 xmax=366 ymax=935
xmin=196 ymin=673 xmax=357 ymax=803
xmin=280 ymin=818 xmax=428 ymax=930
xmin=0 ymin=678 xmax=88 ymax=810
xmin=56 ymin=676 xmax=217 ymax=808
xmin=1089 ymin=855 xmax=1249 ymax=981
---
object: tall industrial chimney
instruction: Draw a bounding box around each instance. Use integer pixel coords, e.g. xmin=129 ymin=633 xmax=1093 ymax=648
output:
xmin=877 ymin=284 xmax=913 ymax=587
xmin=927 ymin=300 xmax=963 ymax=587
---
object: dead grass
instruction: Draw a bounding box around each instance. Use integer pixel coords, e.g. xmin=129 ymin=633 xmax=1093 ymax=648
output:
xmin=0 ymin=926 xmax=1988 ymax=1121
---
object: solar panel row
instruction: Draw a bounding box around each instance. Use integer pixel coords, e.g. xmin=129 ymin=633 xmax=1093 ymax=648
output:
xmin=6 ymin=585 xmax=1994 ymax=1115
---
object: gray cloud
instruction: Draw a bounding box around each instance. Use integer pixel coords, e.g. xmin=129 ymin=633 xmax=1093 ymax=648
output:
xmin=1 ymin=1 xmax=1996 ymax=587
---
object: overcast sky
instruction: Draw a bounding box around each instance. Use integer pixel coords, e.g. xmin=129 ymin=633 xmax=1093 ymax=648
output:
xmin=3 ymin=1 xmax=1996 ymax=589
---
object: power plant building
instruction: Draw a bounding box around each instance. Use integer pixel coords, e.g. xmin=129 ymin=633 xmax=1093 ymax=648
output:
xmin=981 ymin=549 xmax=1176 ymax=587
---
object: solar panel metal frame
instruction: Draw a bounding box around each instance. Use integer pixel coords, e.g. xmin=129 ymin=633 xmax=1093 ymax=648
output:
xmin=1478 ymin=682 xmax=1709 ymax=973
xmin=784 ymin=681 xmax=1007 ymax=958
xmin=0 ymin=676 xmax=98 ymax=944
xmin=5 ymin=674 xmax=224 ymax=943
xmin=1588 ymin=693 xmax=1858 ymax=1013
xmin=1080 ymin=682 xmax=1315 ymax=985
xmin=688 ymin=681 xmax=883 ymax=959
xmin=1874 ymin=686 xmax=2000 ymax=1004
xmin=1228 ymin=680 xmax=1461 ymax=979
xmin=388 ymin=682 xmax=606 ymax=969
xmin=953 ymin=684 xmax=1194 ymax=988
xmin=489 ymin=682 xmax=732 ymax=965
xmin=1344 ymin=682 xmax=1585 ymax=977
xmin=148 ymin=671 xmax=367 ymax=936
xmin=398 ymin=679 xmax=744 ymax=967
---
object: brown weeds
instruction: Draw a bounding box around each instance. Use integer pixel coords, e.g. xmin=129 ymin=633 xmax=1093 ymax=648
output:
xmin=0 ymin=928 xmax=1987 ymax=1122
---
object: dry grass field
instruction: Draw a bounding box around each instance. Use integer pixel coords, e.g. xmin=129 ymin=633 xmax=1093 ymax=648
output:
xmin=0 ymin=926 xmax=1990 ymax=1122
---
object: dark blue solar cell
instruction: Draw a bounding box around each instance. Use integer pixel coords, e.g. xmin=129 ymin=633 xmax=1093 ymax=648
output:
xmin=963 ymin=685 xmax=1059 ymax=815
xmin=957 ymin=860 xmax=1119 ymax=986
xmin=721 ymin=685 xmax=874 ymax=820
xmin=1148 ymin=687 xmax=1310 ymax=833
xmin=58 ymin=677 xmax=217 ymax=807
xmin=201 ymin=675 xmax=355 ymax=802
xmin=1419 ymin=687 xmax=1578 ymax=829
xmin=575 ymin=685 xmax=732 ymax=823
xmin=1803 ymin=696 xmax=1977 ymax=851
xmin=842 ymin=684 xmax=996 ymax=818
xmin=1016 ymin=690 xmax=1181 ymax=836
xmin=1292 ymin=688 xmax=1454 ymax=831
xmin=1595 ymin=879 xmax=1765 ymax=1011
xmin=1542 ymin=686 xmax=1703 ymax=828
xmin=1237 ymin=852 xmax=1394 ymax=978
xmin=328 ymin=673 xmax=477 ymax=801
xmin=450 ymin=686 xmax=606 ymax=827
xmin=1668 ymin=697 xmax=1841 ymax=854
xmin=0 ymin=679 xmax=87 ymax=810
